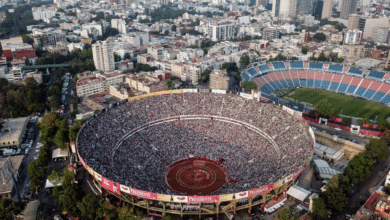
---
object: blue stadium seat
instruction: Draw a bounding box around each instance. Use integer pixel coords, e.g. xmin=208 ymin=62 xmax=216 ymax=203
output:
xmin=307 ymin=79 xmax=314 ymax=87
xmin=372 ymin=92 xmax=386 ymax=102
xmin=309 ymin=62 xmax=324 ymax=70
xmin=260 ymin=85 xmax=273 ymax=94
xmin=363 ymin=89 xmax=376 ymax=99
xmin=380 ymin=94 xmax=390 ymax=104
xmin=337 ymin=84 xmax=348 ymax=93
xmin=367 ymin=71 xmax=386 ymax=80
xmin=268 ymin=81 xmax=280 ymax=90
xmin=346 ymin=85 xmax=357 ymax=94
xmin=348 ymin=67 xmax=363 ymax=76
xmin=355 ymin=87 xmax=367 ymax=96
xmin=314 ymin=80 xmax=322 ymax=88
xmin=292 ymin=79 xmax=300 ymax=87
xmin=329 ymin=82 xmax=340 ymax=91
xmin=247 ymin=68 xmax=257 ymax=76
xmin=290 ymin=61 xmax=303 ymax=69
xmin=286 ymin=79 xmax=295 ymax=87
xmin=320 ymin=81 xmax=331 ymax=90
xmin=300 ymin=79 xmax=307 ymax=87
xmin=272 ymin=62 xmax=287 ymax=71
xmin=259 ymin=64 xmax=270 ymax=73
xmin=328 ymin=64 xmax=343 ymax=73
xmin=241 ymin=72 xmax=250 ymax=81
xmin=273 ymin=80 xmax=284 ymax=89
xmin=279 ymin=80 xmax=289 ymax=88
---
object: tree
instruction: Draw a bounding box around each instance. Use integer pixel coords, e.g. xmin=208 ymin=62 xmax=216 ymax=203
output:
xmin=27 ymin=160 xmax=46 ymax=181
xmin=384 ymin=184 xmax=390 ymax=196
xmin=114 ymin=53 xmax=121 ymax=62
xmin=69 ymin=125 xmax=80 ymax=142
xmin=315 ymin=99 xmax=337 ymax=118
xmin=239 ymin=55 xmax=250 ymax=68
xmin=275 ymin=207 xmax=293 ymax=220
xmin=222 ymin=62 xmax=238 ymax=74
xmin=344 ymin=152 xmax=374 ymax=185
xmin=60 ymin=186 xmax=80 ymax=216
xmin=78 ymin=194 xmax=104 ymax=220
xmin=171 ymin=25 xmax=177 ymax=32
xmin=242 ymin=81 xmax=257 ymax=91
xmin=322 ymin=186 xmax=349 ymax=213
xmin=124 ymin=53 xmax=131 ymax=60
xmin=48 ymin=85 xmax=61 ymax=97
xmin=251 ymin=19 xmax=257 ymax=23
xmin=317 ymin=51 xmax=328 ymax=61
xmin=118 ymin=204 xmax=135 ymax=220
xmin=365 ymin=139 xmax=388 ymax=161
xmin=312 ymin=197 xmax=328 ymax=218
xmin=198 ymin=69 xmax=212 ymax=85
xmin=49 ymin=95 xmax=60 ymax=111
xmin=301 ymin=45 xmax=309 ymax=54
xmin=48 ymin=170 xmax=61 ymax=186
xmin=313 ymin=33 xmax=327 ymax=41
xmin=341 ymin=117 xmax=352 ymax=126
xmin=54 ymin=120 xmax=70 ymax=150
xmin=166 ymin=79 xmax=174 ymax=90
xmin=383 ymin=129 xmax=390 ymax=144
xmin=0 ymin=199 xmax=24 ymax=219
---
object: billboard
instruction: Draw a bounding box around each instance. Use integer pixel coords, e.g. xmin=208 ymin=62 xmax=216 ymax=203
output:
xmin=187 ymin=196 xmax=219 ymax=203
xmin=173 ymin=196 xmax=188 ymax=203
xmin=240 ymin=93 xmax=252 ymax=100
xmin=101 ymin=177 xmax=121 ymax=195
xmin=235 ymin=191 xmax=248 ymax=199
xmin=293 ymin=164 xmax=306 ymax=179
xmin=248 ymin=184 xmax=274 ymax=197
xmin=129 ymin=188 xmax=158 ymax=200
xmin=94 ymin=172 xmax=102 ymax=182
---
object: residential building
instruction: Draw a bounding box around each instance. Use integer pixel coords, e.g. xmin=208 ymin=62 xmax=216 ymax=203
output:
xmin=32 ymin=6 xmax=56 ymax=20
xmin=341 ymin=44 xmax=365 ymax=59
xmin=0 ymin=156 xmax=24 ymax=199
xmin=208 ymin=22 xmax=236 ymax=41
xmin=125 ymin=74 xmax=166 ymax=93
xmin=263 ymin=27 xmax=280 ymax=40
xmin=0 ymin=117 xmax=29 ymax=148
xmin=137 ymin=54 xmax=152 ymax=64
xmin=111 ymin=19 xmax=127 ymax=34
xmin=109 ymin=84 xmax=130 ymax=100
xmin=147 ymin=45 xmax=164 ymax=60
xmin=92 ymin=41 xmax=115 ymax=72
xmin=2 ymin=43 xmax=35 ymax=61
xmin=32 ymin=29 xmax=66 ymax=47
xmin=340 ymin=0 xmax=358 ymax=19
xmin=386 ymin=52 xmax=390 ymax=68
xmin=0 ymin=37 xmax=23 ymax=48
xmin=76 ymin=71 xmax=123 ymax=97
xmin=348 ymin=14 xmax=360 ymax=30
xmin=209 ymin=70 xmax=230 ymax=90
xmin=344 ymin=29 xmax=363 ymax=44
xmin=362 ymin=17 xmax=390 ymax=39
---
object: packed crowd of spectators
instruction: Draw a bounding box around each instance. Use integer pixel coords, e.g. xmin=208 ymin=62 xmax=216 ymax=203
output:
xmin=77 ymin=92 xmax=314 ymax=195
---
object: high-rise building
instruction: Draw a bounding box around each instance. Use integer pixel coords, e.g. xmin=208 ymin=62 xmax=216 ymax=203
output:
xmin=344 ymin=29 xmax=363 ymax=44
xmin=347 ymin=14 xmax=360 ymax=30
xmin=296 ymin=0 xmax=311 ymax=15
xmin=321 ymin=0 xmax=332 ymax=19
xmin=340 ymin=0 xmax=358 ymax=19
xmin=272 ymin=0 xmax=290 ymax=17
xmin=362 ymin=17 xmax=389 ymax=39
xmin=92 ymin=41 xmax=115 ymax=72
xmin=263 ymin=27 xmax=280 ymax=40
xmin=312 ymin=1 xmax=324 ymax=20
xmin=208 ymin=22 xmax=236 ymax=41
xmin=372 ymin=27 xmax=389 ymax=43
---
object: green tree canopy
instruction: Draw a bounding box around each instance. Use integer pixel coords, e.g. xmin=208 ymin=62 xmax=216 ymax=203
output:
xmin=242 ymin=81 xmax=257 ymax=91
xmin=198 ymin=69 xmax=212 ymax=85
xmin=365 ymin=139 xmax=389 ymax=161
xmin=344 ymin=152 xmax=374 ymax=185
xmin=315 ymin=99 xmax=337 ymax=117
xmin=301 ymin=46 xmax=309 ymax=54
xmin=312 ymin=197 xmax=328 ymax=218
xmin=27 ymin=160 xmax=46 ymax=182
xmin=275 ymin=207 xmax=293 ymax=220
xmin=239 ymin=55 xmax=250 ymax=68
xmin=0 ymin=199 xmax=24 ymax=219
xmin=313 ymin=33 xmax=327 ymax=41
xmin=383 ymin=129 xmax=390 ymax=144
xmin=222 ymin=62 xmax=238 ymax=74
xmin=118 ymin=204 xmax=135 ymax=220
xmin=166 ymin=79 xmax=174 ymax=90
xmin=78 ymin=194 xmax=104 ymax=220
xmin=321 ymin=186 xmax=349 ymax=213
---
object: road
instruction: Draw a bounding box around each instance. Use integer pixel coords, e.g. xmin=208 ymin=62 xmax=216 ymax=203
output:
xmin=307 ymin=121 xmax=371 ymax=145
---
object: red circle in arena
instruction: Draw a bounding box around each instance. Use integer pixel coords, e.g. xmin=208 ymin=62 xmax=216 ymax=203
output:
xmin=165 ymin=157 xmax=228 ymax=195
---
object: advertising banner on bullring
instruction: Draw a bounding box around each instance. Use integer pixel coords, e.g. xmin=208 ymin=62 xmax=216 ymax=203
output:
xmin=284 ymin=174 xmax=293 ymax=183
xmin=235 ymin=191 xmax=249 ymax=199
xmin=101 ymin=177 xmax=121 ymax=195
xmin=86 ymin=166 xmax=94 ymax=177
xmin=94 ymin=172 xmax=102 ymax=182
xmin=187 ymin=195 xmax=219 ymax=203
xmin=128 ymin=188 xmax=158 ymax=200
xmin=219 ymin=194 xmax=234 ymax=202
xmin=157 ymin=194 xmax=172 ymax=202
xmin=120 ymin=184 xmax=130 ymax=194
xmin=248 ymin=184 xmax=274 ymax=197
xmin=173 ymin=196 xmax=188 ymax=203
xmin=240 ymin=93 xmax=252 ymax=100
xmin=282 ymin=106 xmax=294 ymax=115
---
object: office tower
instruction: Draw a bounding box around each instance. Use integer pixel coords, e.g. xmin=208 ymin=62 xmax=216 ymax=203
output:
xmin=340 ymin=0 xmax=358 ymax=19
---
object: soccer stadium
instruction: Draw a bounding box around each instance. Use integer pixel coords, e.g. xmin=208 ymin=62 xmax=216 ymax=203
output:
xmin=76 ymin=89 xmax=315 ymax=217
xmin=241 ymin=61 xmax=390 ymax=136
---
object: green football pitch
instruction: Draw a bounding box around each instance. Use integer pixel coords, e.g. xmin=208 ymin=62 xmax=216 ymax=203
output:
xmin=277 ymin=88 xmax=390 ymax=120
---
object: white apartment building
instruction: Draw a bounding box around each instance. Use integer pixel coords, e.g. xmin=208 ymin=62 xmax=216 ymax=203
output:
xmin=32 ymin=7 xmax=56 ymax=20
xmin=122 ymin=32 xmax=149 ymax=47
xmin=177 ymin=49 xmax=204 ymax=62
xmin=111 ymin=19 xmax=127 ymax=34
xmin=344 ymin=29 xmax=362 ymax=45
xmin=82 ymin=23 xmax=103 ymax=36
xmin=76 ymin=71 xmax=123 ymax=97
xmin=92 ymin=41 xmax=115 ymax=72
xmin=372 ymin=27 xmax=389 ymax=43
xmin=208 ymin=22 xmax=236 ymax=41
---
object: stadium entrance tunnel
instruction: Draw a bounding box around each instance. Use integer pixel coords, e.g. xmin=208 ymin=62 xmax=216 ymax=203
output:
xmin=165 ymin=157 xmax=228 ymax=195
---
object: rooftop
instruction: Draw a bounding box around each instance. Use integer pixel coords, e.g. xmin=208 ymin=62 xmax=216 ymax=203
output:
xmin=0 ymin=117 xmax=29 ymax=145
xmin=0 ymin=156 xmax=24 ymax=195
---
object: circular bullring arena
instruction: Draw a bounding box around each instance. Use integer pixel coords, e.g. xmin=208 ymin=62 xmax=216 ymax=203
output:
xmin=77 ymin=89 xmax=315 ymax=217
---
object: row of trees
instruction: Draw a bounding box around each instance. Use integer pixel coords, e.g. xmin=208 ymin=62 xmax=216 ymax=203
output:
xmin=312 ymin=139 xmax=388 ymax=218
xmin=0 ymin=78 xmax=46 ymax=118
xmin=310 ymin=51 xmax=344 ymax=63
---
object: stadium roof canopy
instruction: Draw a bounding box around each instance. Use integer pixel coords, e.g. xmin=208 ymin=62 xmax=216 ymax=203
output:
xmin=287 ymin=185 xmax=311 ymax=202
xmin=313 ymin=157 xmax=341 ymax=179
